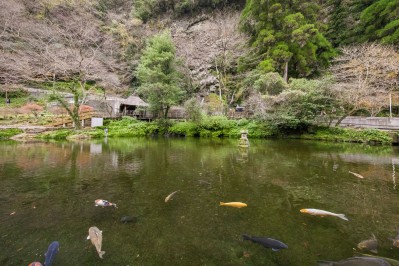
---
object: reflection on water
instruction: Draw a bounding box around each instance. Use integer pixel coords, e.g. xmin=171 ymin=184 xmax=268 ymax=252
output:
xmin=1 ymin=138 xmax=399 ymax=265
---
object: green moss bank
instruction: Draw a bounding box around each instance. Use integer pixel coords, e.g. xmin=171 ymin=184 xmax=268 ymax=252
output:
xmin=31 ymin=117 xmax=397 ymax=146
xmin=299 ymin=127 xmax=394 ymax=145
xmin=0 ymin=128 xmax=23 ymax=140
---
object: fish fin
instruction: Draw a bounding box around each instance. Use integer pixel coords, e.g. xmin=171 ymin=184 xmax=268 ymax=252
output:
xmin=371 ymin=249 xmax=378 ymax=254
xmin=95 ymin=204 xmax=98 ymax=207
xmin=86 ymin=235 xmax=90 ymax=240
xmin=337 ymin=214 xmax=349 ymax=221
xmin=114 ymin=204 xmax=118 ymax=208
xmin=271 ymin=248 xmax=280 ymax=252
xmin=371 ymin=233 xmax=377 ymax=240
xmin=99 ymin=251 xmax=105 ymax=259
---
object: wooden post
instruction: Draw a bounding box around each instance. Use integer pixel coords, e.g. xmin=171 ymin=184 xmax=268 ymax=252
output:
xmin=390 ymin=93 xmax=392 ymax=119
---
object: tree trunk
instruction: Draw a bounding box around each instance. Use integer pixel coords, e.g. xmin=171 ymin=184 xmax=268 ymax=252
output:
xmin=334 ymin=108 xmax=357 ymax=127
xmin=72 ymin=88 xmax=81 ymax=129
xmin=283 ymin=61 xmax=288 ymax=83
xmin=164 ymin=106 xmax=170 ymax=119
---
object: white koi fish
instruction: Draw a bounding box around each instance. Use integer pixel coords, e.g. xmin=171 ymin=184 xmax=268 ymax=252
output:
xmin=349 ymin=171 xmax=365 ymax=179
xmin=87 ymin=226 xmax=105 ymax=259
xmin=165 ymin=190 xmax=180 ymax=202
xmin=95 ymin=199 xmax=117 ymax=208
xmin=300 ymin=208 xmax=348 ymax=221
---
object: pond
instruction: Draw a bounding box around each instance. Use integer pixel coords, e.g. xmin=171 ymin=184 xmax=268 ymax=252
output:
xmin=1 ymin=137 xmax=399 ymax=265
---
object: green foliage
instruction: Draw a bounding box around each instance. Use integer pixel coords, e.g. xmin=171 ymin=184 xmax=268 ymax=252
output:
xmin=105 ymin=117 xmax=159 ymax=137
xmin=133 ymin=0 xmax=158 ymax=22
xmin=136 ymin=31 xmax=185 ymax=119
xmin=356 ymin=0 xmax=399 ymax=44
xmin=38 ymin=129 xmax=73 ymax=140
xmin=0 ymin=129 xmax=23 ymax=139
xmin=301 ymin=127 xmax=392 ymax=145
xmin=197 ymin=116 xmax=276 ymax=138
xmin=0 ymin=97 xmax=29 ymax=107
xmin=168 ymin=117 xmax=276 ymax=138
xmin=328 ymin=0 xmax=399 ymax=45
xmin=238 ymin=119 xmax=277 ymax=138
xmin=379 ymin=19 xmax=399 ymax=43
xmin=259 ymin=77 xmax=336 ymax=131
xmin=240 ymin=0 xmax=335 ymax=78
xmin=0 ymin=88 xmax=29 ymax=98
xmin=169 ymin=121 xmax=199 ymax=137
xmin=199 ymin=116 xmax=235 ymax=137
xmin=184 ymin=98 xmax=203 ymax=122
xmin=252 ymin=72 xmax=287 ymax=95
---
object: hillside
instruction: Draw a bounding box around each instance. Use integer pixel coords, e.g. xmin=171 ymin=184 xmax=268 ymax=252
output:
xmin=0 ymin=0 xmax=246 ymax=96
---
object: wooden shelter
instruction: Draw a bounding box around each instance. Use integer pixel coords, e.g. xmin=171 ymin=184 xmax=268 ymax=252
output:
xmin=119 ymin=95 xmax=149 ymax=117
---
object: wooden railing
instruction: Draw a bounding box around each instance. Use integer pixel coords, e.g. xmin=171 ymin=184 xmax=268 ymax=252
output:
xmin=49 ymin=111 xmax=95 ymax=127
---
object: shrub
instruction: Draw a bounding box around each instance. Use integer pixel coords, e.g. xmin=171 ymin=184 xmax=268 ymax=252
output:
xmin=38 ymin=129 xmax=73 ymax=140
xmin=301 ymin=127 xmax=392 ymax=145
xmin=168 ymin=122 xmax=199 ymax=137
xmin=199 ymin=116 xmax=235 ymax=137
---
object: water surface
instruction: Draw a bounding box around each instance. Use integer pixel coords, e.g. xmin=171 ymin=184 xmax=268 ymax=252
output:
xmin=1 ymin=137 xmax=399 ymax=265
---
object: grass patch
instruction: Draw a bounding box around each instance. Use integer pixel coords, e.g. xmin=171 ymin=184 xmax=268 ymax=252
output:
xmin=0 ymin=128 xmax=23 ymax=139
xmin=300 ymin=127 xmax=392 ymax=145
xmin=38 ymin=129 xmax=73 ymax=140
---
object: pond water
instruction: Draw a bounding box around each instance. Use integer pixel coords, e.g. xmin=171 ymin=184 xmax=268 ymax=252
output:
xmin=1 ymin=137 xmax=399 ymax=265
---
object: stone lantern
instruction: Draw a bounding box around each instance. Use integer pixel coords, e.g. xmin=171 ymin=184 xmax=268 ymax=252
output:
xmin=238 ymin=129 xmax=249 ymax=147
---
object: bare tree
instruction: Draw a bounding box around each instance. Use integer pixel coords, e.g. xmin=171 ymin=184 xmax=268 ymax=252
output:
xmin=329 ymin=43 xmax=399 ymax=126
xmin=0 ymin=1 xmax=126 ymax=128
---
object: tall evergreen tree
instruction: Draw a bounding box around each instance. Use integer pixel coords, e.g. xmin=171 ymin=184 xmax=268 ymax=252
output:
xmin=325 ymin=0 xmax=356 ymax=46
xmin=239 ymin=0 xmax=335 ymax=80
xmin=327 ymin=0 xmax=398 ymax=45
xmin=355 ymin=0 xmax=399 ymax=44
xmin=136 ymin=31 xmax=185 ymax=119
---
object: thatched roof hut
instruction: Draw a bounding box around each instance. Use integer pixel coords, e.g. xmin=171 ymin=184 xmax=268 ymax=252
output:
xmin=121 ymin=95 xmax=149 ymax=107
xmin=86 ymin=94 xmax=148 ymax=117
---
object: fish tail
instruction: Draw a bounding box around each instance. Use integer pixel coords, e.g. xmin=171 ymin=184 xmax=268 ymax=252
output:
xmin=219 ymin=202 xmax=225 ymax=206
xmin=242 ymin=234 xmax=251 ymax=241
xmin=99 ymin=251 xmax=105 ymax=259
xmin=337 ymin=214 xmax=349 ymax=221
xmin=113 ymin=204 xmax=118 ymax=208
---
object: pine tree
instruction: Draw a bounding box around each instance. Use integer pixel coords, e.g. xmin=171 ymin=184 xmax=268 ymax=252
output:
xmin=136 ymin=31 xmax=185 ymax=119
xmin=356 ymin=0 xmax=399 ymax=44
xmin=240 ymin=0 xmax=335 ymax=80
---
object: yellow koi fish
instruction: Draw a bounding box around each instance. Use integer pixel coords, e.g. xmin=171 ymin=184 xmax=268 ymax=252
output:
xmin=220 ymin=202 xmax=247 ymax=208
